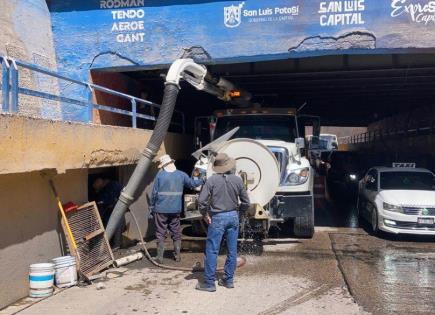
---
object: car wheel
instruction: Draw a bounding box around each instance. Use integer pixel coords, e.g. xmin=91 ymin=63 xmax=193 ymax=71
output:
xmin=370 ymin=206 xmax=379 ymax=234
xmin=356 ymin=196 xmax=362 ymax=216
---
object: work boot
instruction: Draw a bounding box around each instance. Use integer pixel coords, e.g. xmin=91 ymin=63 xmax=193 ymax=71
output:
xmin=218 ymin=279 xmax=235 ymax=289
xmin=195 ymin=283 xmax=216 ymax=292
xmin=154 ymin=242 xmax=164 ymax=264
xmin=173 ymin=240 xmax=182 ymax=262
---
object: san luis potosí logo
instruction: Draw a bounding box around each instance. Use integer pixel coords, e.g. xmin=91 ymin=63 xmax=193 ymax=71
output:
xmin=223 ymin=2 xmax=299 ymax=28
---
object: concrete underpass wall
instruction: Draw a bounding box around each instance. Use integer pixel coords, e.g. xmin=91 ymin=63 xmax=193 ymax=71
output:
xmin=0 ymin=0 xmax=60 ymax=119
xmin=0 ymin=169 xmax=87 ymax=309
xmin=0 ymin=114 xmax=192 ymax=175
xmin=349 ymin=107 xmax=435 ymax=170
xmin=368 ymin=105 xmax=435 ymax=133
xmin=349 ymin=135 xmax=435 ymax=170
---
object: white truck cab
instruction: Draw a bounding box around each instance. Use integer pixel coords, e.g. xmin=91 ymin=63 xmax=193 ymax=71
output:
xmin=186 ymin=107 xmax=315 ymax=238
xmin=358 ymin=165 xmax=435 ymax=235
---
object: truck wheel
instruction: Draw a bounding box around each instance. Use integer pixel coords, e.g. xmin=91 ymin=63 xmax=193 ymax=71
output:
xmin=293 ymin=212 xmax=314 ymax=238
xmin=191 ymin=221 xmax=207 ymax=237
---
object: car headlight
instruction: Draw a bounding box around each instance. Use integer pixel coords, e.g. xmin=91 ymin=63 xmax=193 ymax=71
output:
xmin=283 ymin=167 xmax=309 ymax=186
xmin=348 ymin=174 xmax=357 ymax=181
xmin=383 ymin=202 xmax=403 ymax=213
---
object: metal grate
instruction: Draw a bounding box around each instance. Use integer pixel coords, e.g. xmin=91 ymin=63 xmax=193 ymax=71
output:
xmin=65 ymin=202 xmax=114 ymax=278
xmin=402 ymin=206 xmax=435 ymax=216
xmin=268 ymin=146 xmax=289 ymax=185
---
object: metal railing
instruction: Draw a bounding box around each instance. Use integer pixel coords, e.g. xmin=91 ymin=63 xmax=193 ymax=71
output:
xmin=341 ymin=124 xmax=435 ymax=145
xmin=0 ymin=55 xmax=185 ymax=132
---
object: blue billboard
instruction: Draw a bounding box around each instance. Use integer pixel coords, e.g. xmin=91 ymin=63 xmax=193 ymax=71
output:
xmin=48 ymin=0 xmax=435 ymax=120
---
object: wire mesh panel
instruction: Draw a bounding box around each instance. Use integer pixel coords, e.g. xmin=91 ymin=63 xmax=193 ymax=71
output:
xmin=65 ymin=202 xmax=114 ymax=278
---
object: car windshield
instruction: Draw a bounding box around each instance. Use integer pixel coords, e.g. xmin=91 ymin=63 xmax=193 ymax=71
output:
xmin=214 ymin=115 xmax=297 ymax=142
xmin=380 ymin=171 xmax=435 ymax=190
xmin=309 ymin=135 xmax=337 ymax=150
xmin=318 ymin=139 xmax=329 ymax=149
xmin=320 ymin=135 xmax=336 ymax=142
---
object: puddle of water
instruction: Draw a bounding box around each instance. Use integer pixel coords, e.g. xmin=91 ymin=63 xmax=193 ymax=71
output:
xmin=377 ymin=249 xmax=435 ymax=314
xmin=331 ymin=233 xmax=435 ymax=314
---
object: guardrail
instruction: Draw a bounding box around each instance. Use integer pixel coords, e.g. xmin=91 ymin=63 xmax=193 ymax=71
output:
xmin=341 ymin=125 xmax=435 ymax=145
xmin=0 ymin=56 xmax=185 ymax=132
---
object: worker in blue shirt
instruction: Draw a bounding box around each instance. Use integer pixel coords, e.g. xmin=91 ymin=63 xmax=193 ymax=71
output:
xmin=150 ymin=154 xmax=204 ymax=263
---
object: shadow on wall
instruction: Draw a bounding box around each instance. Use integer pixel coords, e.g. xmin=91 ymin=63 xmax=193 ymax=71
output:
xmin=0 ymin=169 xmax=87 ymax=309
xmin=0 ymin=169 xmax=88 ymax=251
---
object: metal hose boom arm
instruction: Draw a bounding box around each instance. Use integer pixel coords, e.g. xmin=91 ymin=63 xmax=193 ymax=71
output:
xmin=105 ymin=59 xmax=207 ymax=240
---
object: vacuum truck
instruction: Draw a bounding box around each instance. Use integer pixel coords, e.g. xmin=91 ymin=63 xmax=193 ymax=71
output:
xmin=105 ymin=58 xmax=316 ymax=242
xmin=184 ymin=107 xmax=315 ymax=238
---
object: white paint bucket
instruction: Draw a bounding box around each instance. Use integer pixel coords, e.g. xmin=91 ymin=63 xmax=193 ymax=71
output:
xmin=52 ymin=256 xmax=78 ymax=288
xmin=29 ymin=263 xmax=55 ymax=298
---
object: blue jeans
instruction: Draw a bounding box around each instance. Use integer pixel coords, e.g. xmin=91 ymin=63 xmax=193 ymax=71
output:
xmin=204 ymin=211 xmax=239 ymax=287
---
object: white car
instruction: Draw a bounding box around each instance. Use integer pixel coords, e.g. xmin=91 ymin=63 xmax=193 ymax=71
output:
xmin=358 ymin=166 xmax=435 ymax=235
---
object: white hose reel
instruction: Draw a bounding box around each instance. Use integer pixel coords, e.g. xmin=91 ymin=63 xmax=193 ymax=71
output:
xmin=207 ymin=138 xmax=280 ymax=210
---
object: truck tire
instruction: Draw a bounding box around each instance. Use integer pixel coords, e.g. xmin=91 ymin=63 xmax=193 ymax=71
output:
xmin=293 ymin=211 xmax=314 ymax=238
xmin=191 ymin=221 xmax=207 ymax=237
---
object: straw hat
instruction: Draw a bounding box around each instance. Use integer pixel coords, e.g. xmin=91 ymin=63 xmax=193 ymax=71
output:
xmin=157 ymin=154 xmax=176 ymax=172
xmin=212 ymin=153 xmax=236 ymax=174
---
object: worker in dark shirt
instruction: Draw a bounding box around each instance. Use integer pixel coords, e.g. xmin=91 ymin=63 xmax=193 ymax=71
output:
xmin=93 ymin=177 xmax=124 ymax=249
xmin=150 ymin=154 xmax=204 ymax=263
xmin=196 ymin=153 xmax=250 ymax=292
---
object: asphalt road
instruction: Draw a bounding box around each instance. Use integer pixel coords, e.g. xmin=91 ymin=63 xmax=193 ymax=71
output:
xmin=3 ymin=200 xmax=435 ymax=315
xmin=320 ymin=199 xmax=435 ymax=315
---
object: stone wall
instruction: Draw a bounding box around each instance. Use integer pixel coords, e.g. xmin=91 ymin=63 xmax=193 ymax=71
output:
xmin=0 ymin=0 xmax=60 ymax=119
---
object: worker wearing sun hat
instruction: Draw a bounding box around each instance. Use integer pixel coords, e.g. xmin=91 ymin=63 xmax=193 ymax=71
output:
xmin=196 ymin=153 xmax=250 ymax=292
xmin=150 ymin=154 xmax=204 ymax=263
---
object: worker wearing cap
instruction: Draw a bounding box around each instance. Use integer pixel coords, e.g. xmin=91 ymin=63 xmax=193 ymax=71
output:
xmin=150 ymin=154 xmax=204 ymax=264
xmin=196 ymin=153 xmax=250 ymax=292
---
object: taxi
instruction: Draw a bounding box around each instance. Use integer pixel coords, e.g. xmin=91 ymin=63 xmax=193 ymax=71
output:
xmin=357 ymin=164 xmax=435 ymax=235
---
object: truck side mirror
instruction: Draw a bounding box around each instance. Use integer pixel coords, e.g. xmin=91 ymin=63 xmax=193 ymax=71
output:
xmin=295 ymin=137 xmax=305 ymax=149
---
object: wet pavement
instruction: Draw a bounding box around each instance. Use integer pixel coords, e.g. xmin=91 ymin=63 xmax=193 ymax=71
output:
xmin=324 ymin=197 xmax=435 ymax=315
xmin=331 ymin=232 xmax=435 ymax=315
xmin=3 ymin=199 xmax=435 ymax=314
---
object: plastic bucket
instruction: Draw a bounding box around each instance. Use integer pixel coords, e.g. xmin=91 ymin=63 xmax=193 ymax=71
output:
xmin=29 ymin=263 xmax=55 ymax=298
xmin=52 ymin=256 xmax=77 ymax=288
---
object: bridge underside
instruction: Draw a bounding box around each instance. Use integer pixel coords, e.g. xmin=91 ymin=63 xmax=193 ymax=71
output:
xmin=103 ymin=53 xmax=435 ymax=128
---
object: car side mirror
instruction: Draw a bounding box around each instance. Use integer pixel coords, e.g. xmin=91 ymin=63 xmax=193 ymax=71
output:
xmin=295 ymin=137 xmax=305 ymax=149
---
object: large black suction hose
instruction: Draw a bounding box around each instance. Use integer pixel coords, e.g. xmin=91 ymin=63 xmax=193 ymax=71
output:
xmin=105 ymin=83 xmax=180 ymax=240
